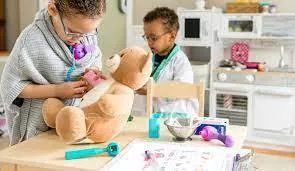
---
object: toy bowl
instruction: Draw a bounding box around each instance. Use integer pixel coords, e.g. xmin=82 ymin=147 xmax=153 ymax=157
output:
xmin=164 ymin=118 xmax=200 ymax=141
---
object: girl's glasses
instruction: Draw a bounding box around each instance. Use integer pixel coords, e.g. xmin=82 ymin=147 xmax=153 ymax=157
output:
xmin=59 ymin=14 xmax=99 ymax=38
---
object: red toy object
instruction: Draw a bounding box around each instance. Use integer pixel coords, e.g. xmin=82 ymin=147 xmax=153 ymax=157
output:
xmin=245 ymin=62 xmax=259 ymax=69
xmin=82 ymin=70 xmax=106 ymax=91
xmin=231 ymin=42 xmax=249 ymax=63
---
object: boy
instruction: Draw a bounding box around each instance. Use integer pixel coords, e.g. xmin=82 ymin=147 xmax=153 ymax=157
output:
xmin=0 ymin=0 xmax=105 ymax=145
xmin=134 ymin=7 xmax=197 ymax=116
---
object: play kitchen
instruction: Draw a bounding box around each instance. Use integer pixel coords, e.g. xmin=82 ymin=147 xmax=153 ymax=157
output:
xmin=175 ymin=6 xmax=295 ymax=149
xmin=212 ymin=39 xmax=295 ymax=149
xmin=210 ymin=9 xmax=295 ymax=149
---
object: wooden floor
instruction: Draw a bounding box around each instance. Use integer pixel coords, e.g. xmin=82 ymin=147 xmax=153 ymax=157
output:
xmin=246 ymin=146 xmax=295 ymax=158
xmin=0 ymin=51 xmax=9 ymax=57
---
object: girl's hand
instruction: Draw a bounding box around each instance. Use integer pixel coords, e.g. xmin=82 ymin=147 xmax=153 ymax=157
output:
xmin=84 ymin=67 xmax=107 ymax=80
xmin=56 ymin=81 xmax=88 ymax=99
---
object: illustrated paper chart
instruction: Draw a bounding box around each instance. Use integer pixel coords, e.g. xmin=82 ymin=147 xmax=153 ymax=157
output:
xmin=102 ymin=139 xmax=238 ymax=171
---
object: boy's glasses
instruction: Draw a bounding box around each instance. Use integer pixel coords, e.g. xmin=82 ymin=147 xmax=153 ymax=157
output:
xmin=59 ymin=14 xmax=99 ymax=38
xmin=142 ymin=31 xmax=170 ymax=42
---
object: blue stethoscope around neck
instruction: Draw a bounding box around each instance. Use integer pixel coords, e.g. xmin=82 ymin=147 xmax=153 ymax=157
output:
xmin=152 ymin=44 xmax=180 ymax=81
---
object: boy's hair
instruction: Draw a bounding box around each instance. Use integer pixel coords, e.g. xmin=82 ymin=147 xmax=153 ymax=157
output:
xmin=55 ymin=0 xmax=106 ymax=18
xmin=143 ymin=7 xmax=179 ymax=33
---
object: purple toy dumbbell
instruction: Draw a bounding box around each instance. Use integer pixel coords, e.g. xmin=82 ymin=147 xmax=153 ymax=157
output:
xmin=200 ymin=126 xmax=234 ymax=147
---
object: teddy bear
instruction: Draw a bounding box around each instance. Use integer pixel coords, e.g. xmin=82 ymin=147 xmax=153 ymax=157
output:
xmin=42 ymin=46 xmax=152 ymax=144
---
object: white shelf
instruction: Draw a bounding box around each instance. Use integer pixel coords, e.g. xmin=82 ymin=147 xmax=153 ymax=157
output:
xmin=223 ymin=13 xmax=295 ymax=16
xmin=219 ymin=34 xmax=295 ymax=40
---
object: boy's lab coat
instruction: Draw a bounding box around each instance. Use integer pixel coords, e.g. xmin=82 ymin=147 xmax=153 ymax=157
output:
xmin=132 ymin=45 xmax=198 ymax=117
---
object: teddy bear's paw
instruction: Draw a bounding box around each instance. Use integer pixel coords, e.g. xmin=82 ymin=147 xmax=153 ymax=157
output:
xmin=42 ymin=98 xmax=65 ymax=128
xmin=56 ymin=106 xmax=87 ymax=143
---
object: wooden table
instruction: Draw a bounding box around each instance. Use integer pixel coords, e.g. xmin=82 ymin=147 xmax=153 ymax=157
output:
xmin=0 ymin=117 xmax=247 ymax=171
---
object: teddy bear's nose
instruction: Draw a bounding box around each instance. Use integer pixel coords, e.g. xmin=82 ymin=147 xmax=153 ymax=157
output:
xmin=109 ymin=56 xmax=114 ymax=60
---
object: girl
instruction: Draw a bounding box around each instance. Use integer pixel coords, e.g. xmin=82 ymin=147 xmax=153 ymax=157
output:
xmin=0 ymin=0 xmax=105 ymax=145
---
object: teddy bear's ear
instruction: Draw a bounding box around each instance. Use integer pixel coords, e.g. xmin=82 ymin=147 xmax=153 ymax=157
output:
xmin=140 ymin=51 xmax=152 ymax=73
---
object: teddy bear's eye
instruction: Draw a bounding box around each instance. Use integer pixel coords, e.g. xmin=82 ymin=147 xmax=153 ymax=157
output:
xmin=120 ymin=53 xmax=125 ymax=57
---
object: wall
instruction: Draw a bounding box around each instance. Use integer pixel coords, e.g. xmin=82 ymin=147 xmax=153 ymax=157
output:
xmin=99 ymin=0 xmax=126 ymax=71
xmin=6 ymin=0 xmax=19 ymax=51
xmin=19 ymin=0 xmax=38 ymax=31
xmin=132 ymin=0 xmax=295 ymax=25
xmin=5 ymin=0 xmax=39 ymax=51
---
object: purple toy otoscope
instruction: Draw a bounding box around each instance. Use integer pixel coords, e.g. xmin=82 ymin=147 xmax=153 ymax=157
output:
xmin=73 ymin=44 xmax=96 ymax=60
xmin=200 ymin=126 xmax=234 ymax=147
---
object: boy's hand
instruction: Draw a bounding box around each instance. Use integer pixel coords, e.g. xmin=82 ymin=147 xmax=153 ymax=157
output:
xmin=56 ymin=81 xmax=88 ymax=99
xmin=136 ymin=85 xmax=147 ymax=95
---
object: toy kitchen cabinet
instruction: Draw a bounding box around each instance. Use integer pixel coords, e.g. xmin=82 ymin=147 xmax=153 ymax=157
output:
xmin=212 ymin=70 xmax=295 ymax=150
xmin=212 ymin=13 xmax=295 ymax=151
xmin=176 ymin=8 xmax=223 ymax=115
xmin=249 ymin=73 xmax=295 ymax=149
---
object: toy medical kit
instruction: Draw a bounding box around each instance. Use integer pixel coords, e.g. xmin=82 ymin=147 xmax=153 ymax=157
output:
xmin=83 ymin=70 xmax=106 ymax=86
xmin=65 ymin=59 xmax=76 ymax=82
xmin=65 ymin=142 xmax=120 ymax=160
xmin=149 ymin=116 xmax=160 ymax=138
xmin=200 ymin=126 xmax=234 ymax=147
xmin=65 ymin=43 xmax=96 ymax=81
xmin=233 ymin=149 xmax=255 ymax=171
xmin=72 ymin=43 xmax=96 ymax=60
xmin=195 ymin=117 xmax=229 ymax=135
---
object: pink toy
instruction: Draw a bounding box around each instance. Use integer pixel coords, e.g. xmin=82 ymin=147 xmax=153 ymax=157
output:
xmin=0 ymin=118 xmax=5 ymax=128
xmin=231 ymin=42 xmax=249 ymax=63
xmin=200 ymin=126 xmax=234 ymax=147
xmin=73 ymin=44 xmax=96 ymax=60
xmin=83 ymin=70 xmax=106 ymax=87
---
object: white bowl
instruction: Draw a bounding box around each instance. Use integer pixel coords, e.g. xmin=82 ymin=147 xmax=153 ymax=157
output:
xmin=164 ymin=118 xmax=199 ymax=141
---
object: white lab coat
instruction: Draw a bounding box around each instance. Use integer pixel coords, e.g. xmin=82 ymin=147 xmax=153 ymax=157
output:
xmin=132 ymin=46 xmax=198 ymax=117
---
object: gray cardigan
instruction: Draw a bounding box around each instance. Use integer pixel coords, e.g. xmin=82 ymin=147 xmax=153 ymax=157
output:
xmin=0 ymin=9 xmax=102 ymax=145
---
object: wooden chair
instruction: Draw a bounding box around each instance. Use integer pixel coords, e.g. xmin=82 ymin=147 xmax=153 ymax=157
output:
xmin=146 ymin=78 xmax=205 ymax=117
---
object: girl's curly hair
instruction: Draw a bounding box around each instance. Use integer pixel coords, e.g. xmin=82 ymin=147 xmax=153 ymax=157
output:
xmin=55 ymin=0 xmax=106 ymax=18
